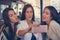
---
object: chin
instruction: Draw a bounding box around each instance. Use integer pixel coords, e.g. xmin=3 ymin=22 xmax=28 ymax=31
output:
xmin=14 ymin=20 xmax=18 ymax=23
xmin=28 ymin=18 xmax=31 ymax=20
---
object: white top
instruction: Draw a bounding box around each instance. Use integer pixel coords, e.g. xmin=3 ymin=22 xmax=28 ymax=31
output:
xmin=16 ymin=20 xmax=42 ymax=40
xmin=47 ymin=20 xmax=60 ymax=40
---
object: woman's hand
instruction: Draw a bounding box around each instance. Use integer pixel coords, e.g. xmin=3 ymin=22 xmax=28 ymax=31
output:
xmin=27 ymin=24 xmax=33 ymax=32
xmin=33 ymin=22 xmax=40 ymax=27
xmin=18 ymin=24 xmax=33 ymax=36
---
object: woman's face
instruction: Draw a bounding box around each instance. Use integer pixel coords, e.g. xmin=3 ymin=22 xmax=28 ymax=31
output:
xmin=42 ymin=8 xmax=52 ymax=23
xmin=25 ymin=7 xmax=33 ymax=21
xmin=8 ymin=10 xmax=18 ymax=23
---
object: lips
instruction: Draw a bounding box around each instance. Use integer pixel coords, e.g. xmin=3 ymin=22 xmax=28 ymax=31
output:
xmin=42 ymin=16 xmax=46 ymax=20
xmin=29 ymin=16 xmax=31 ymax=18
xmin=28 ymin=15 xmax=32 ymax=18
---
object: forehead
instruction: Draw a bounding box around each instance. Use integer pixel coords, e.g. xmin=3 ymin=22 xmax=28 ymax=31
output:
xmin=8 ymin=10 xmax=14 ymax=15
xmin=26 ymin=7 xmax=32 ymax=11
xmin=44 ymin=8 xmax=50 ymax=12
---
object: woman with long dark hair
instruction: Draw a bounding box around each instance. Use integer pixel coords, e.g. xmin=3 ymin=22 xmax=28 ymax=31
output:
xmin=42 ymin=6 xmax=60 ymax=40
xmin=2 ymin=8 xmax=18 ymax=40
xmin=16 ymin=4 xmax=42 ymax=40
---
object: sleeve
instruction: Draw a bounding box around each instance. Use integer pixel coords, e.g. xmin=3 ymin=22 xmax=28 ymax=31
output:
xmin=16 ymin=21 xmax=28 ymax=38
xmin=16 ymin=23 xmax=23 ymax=38
xmin=48 ymin=21 xmax=60 ymax=40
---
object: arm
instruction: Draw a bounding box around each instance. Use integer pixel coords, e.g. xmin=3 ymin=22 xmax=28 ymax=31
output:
xmin=18 ymin=27 xmax=31 ymax=36
xmin=17 ymin=24 xmax=32 ymax=36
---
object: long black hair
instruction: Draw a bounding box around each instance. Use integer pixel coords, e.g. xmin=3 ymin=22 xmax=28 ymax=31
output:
xmin=21 ymin=4 xmax=35 ymax=21
xmin=45 ymin=6 xmax=60 ymax=24
xmin=2 ymin=8 xmax=18 ymax=40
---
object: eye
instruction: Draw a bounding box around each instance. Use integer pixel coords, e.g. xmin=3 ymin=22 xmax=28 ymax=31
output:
xmin=46 ymin=12 xmax=49 ymax=15
xmin=30 ymin=11 xmax=33 ymax=13
xmin=9 ymin=14 xmax=13 ymax=17
xmin=26 ymin=11 xmax=29 ymax=13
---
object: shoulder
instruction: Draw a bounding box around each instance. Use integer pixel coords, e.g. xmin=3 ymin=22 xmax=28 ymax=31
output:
xmin=0 ymin=24 xmax=8 ymax=34
xmin=20 ymin=20 xmax=26 ymax=23
xmin=49 ymin=20 xmax=60 ymax=30
xmin=50 ymin=20 xmax=60 ymax=26
xmin=50 ymin=20 xmax=59 ymax=25
xmin=0 ymin=24 xmax=9 ymax=36
xmin=5 ymin=27 xmax=9 ymax=33
xmin=2 ymin=24 xmax=9 ymax=35
xmin=18 ymin=20 xmax=27 ymax=25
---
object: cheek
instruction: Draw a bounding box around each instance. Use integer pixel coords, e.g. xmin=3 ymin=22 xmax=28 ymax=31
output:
xmin=42 ymin=14 xmax=46 ymax=21
xmin=25 ymin=13 xmax=31 ymax=18
xmin=25 ymin=13 xmax=28 ymax=19
xmin=26 ymin=13 xmax=29 ymax=17
xmin=42 ymin=14 xmax=51 ymax=21
xmin=25 ymin=13 xmax=33 ymax=20
xmin=46 ymin=15 xmax=51 ymax=21
xmin=10 ymin=17 xmax=14 ymax=22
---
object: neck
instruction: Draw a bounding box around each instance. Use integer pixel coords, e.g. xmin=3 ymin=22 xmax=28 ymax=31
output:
xmin=26 ymin=19 xmax=32 ymax=24
xmin=11 ymin=22 xmax=14 ymax=26
xmin=46 ymin=20 xmax=51 ymax=25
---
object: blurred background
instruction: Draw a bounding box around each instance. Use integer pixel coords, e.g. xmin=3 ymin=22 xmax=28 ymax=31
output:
xmin=0 ymin=0 xmax=60 ymax=24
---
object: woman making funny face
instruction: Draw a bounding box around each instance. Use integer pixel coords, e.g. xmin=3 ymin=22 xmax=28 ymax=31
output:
xmin=42 ymin=6 xmax=60 ymax=40
xmin=2 ymin=8 xmax=18 ymax=40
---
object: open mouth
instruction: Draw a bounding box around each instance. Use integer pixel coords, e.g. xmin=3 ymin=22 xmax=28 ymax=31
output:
xmin=42 ymin=17 xmax=46 ymax=20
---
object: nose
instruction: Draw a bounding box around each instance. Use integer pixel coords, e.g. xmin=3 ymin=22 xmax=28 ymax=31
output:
xmin=42 ymin=13 xmax=46 ymax=16
xmin=42 ymin=13 xmax=46 ymax=19
xmin=28 ymin=12 xmax=32 ymax=17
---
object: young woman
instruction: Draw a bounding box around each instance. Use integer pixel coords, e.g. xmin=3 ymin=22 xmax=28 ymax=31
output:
xmin=2 ymin=8 xmax=19 ymax=40
xmin=42 ymin=6 xmax=60 ymax=40
xmin=16 ymin=4 xmax=42 ymax=40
